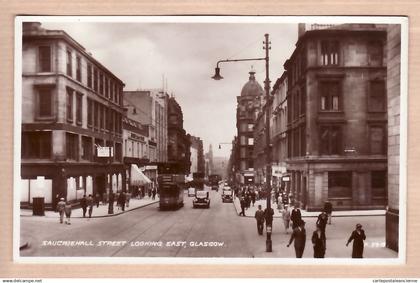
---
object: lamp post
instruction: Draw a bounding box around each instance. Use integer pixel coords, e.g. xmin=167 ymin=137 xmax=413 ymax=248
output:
xmin=212 ymin=34 xmax=272 ymax=252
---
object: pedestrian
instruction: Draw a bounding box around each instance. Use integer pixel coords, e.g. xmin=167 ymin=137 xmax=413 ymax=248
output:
xmin=312 ymin=224 xmax=326 ymax=258
xmin=316 ymin=211 xmax=329 ymax=234
xmin=324 ymin=201 xmax=333 ymax=224
xmin=282 ymin=205 xmax=291 ymax=234
xmin=251 ymin=190 xmax=256 ymax=207
xmin=346 ymin=223 xmax=366 ymax=258
xmin=80 ymin=194 xmax=87 ymax=218
xmin=64 ymin=201 xmax=72 ymax=225
xmin=95 ymin=193 xmax=100 ymax=208
xmin=54 ymin=194 xmax=60 ymax=212
xmin=264 ymin=206 xmax=274 ymax=229
xmin=152 ymin=187 xmax=157 ymax=200
xmin=239 ymin=197 xmax=246 ymax=216
xmin=287 ymin=220 xmax=306 ymax=258
xmin=108 ymin=191 xmax=114 ymax=214
xmin=244 ymin=192 xmax=250 ymax=209
xmin=148 ymin=188 xmax=152 ymax=198
xmin=87 ymin=194 xmax=94 ymax=218
xmin=254 ymin=205 xmax=265 ymax=235
xmin=56 ymin=197 xmax=66 ymax=224
xmin=118 ymin=191 xmax=126 ymax=212
xmin=126 ymin=191 xmax=131 ymax=208
xmin=290 ymin=205 xmax=302 ymax=229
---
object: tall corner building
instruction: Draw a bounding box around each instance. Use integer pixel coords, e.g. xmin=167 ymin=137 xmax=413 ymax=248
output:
xmin=235 ymin=70 xmax=263 ymax=185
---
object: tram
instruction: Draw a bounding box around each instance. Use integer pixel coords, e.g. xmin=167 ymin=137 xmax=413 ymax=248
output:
xmin=157 ymin=162 xmax=185 ymax=210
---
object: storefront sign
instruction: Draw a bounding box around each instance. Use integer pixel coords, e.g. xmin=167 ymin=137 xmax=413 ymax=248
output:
xmin=97 ymin=147 xmax=113 ymax=157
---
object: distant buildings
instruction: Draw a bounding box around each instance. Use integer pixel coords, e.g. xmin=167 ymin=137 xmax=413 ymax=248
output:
xmin=188 ymin=135 xmax=205 ymax=177
xmin=21 ymin=22 xmax=125 ymax=208
xmin=167 ymin=96 xmax=191 ymax=175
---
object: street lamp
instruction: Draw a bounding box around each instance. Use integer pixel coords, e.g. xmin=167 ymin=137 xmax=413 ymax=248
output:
xmin=212 ymin=34 xmax=272 ymax=252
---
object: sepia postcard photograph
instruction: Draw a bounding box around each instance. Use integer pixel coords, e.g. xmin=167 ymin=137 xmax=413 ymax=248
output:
xmin=14 ymin=15 xmax=407 ymax=264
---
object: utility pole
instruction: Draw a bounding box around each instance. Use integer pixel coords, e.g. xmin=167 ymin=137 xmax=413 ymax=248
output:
xmin=263 ymin=33 xmax=273 ymax=252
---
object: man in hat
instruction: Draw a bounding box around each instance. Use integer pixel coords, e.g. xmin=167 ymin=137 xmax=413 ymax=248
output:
xmin=254 ymin=205 xmax=265 ymax=235
xmin=346 ymin=223 xmax=366 ymax=258
xmin=287 ymin=220 xmax=306 ymax=258
xmin=56 ymin=197 xmax=66 ymax=224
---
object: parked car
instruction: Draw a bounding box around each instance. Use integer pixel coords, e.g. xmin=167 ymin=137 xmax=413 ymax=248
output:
xmin=193 ymin=190 xmax=210 ymax=208
xmin=221 ymin=187 xmax=233 ymax=203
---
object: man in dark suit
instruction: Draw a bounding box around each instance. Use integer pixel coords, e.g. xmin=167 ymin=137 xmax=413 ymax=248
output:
xmin=254 ymin=205 xmax=265 ymax=235
xmin=290 ymin=205 xmax=302 ymax=229
xmin=264 ymin=206 xmax=274 ymax=229
xmin=287 ymin=220 xmax=306 ymax=258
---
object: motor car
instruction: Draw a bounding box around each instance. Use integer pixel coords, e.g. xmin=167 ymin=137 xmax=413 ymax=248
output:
xmin=211 ymin=185 xmax=219 ymax=191
xmin=187 ymin=187 xmax=196 ymax=197
xmin=221 ymin=187 xmax=233 ymax=203
xmin=193 ymin=190 xmax=210 ymax=208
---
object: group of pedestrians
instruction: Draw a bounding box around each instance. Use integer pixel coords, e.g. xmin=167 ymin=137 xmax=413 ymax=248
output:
xmin=254 ymin=201 xmax=367 ymax=259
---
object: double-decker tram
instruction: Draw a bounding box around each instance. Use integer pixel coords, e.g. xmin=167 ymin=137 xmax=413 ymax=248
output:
xmin=157 ymin=162 xmax=185 ymax=210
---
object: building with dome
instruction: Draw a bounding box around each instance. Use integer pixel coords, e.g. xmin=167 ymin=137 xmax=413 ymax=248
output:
xmin=233 ymin=70 xmax=263 ymax=185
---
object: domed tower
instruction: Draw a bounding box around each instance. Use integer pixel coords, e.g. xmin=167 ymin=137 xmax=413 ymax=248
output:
xmin=235 ymin=69 xmax=263 ymax=185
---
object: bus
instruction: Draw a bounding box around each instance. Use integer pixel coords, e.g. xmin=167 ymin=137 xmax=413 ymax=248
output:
xmin=157 ymin=162 xmax=185 ymax=210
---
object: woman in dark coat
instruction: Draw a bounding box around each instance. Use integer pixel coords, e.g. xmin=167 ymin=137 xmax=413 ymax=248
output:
xmin=346 ymin=223 xmax=366 ymax=258
xmin=312 ymin=224 xmax=326 ymax=258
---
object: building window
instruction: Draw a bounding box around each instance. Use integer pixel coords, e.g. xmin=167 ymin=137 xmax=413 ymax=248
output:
xmin=66 ymin=132 xmax=79 ymax=160
xmin=66 ymin=88 xmax=73 ymax=122
xmin=321 ymin=40 xmax=339 ymax=66
xmin=37 ymin=87 xmax=54 ymax=118
xmin=369 ymin=125 xmax=386 ymax=155
xmin=81 ymin=136 xmax=92 ymax=161
xmin=38 ymin=46 xmax=51 ymax=72
xmin=100 ymin=104 xmax=105 ymax=130
xmin=320 ymin=81 xmax=340 ymax=111
xmin=293 ymin=128 xmax=299 ymax=157
xmin=66 ymin=49 xmax=72 ymax=76
xmin=87 ymin=64 xmax=92 ymax=88
xmin=87 ymin=99 xmax=93 ymax=127
xmin=240 ymin=160 xmax=246 ymax=171
xmin=99 ymin=73 xmax=104 ymax=95
xmin=300 ymin=125 xmax=306 ymax=156
xmin=300 ymin=86 xmax=306 ymax=115
xmin=76 ymin=56 xmax=82 ymax=82
xmin=328 ymin=171 xmax=352 ymax=198
xmin=320 ymin=125 xmax=342 ymax=155
xmin=368 ymin=41 xmax=383 ymax=66
xmin=110 ymin=81 xmax=114 ymax=100
xmin=21 ymin=131 xmax=52 ymax=159
xmin=105 ymin=77 xmax=109 ymax=98
xmin=240 ymin=147 xmax=246 ymax=158
xmin=93 ymin=68 xmax=98 ymax=92
xmin=371 ymin=170 xmax=386 ymax=198
xmin=248 ymin=138 xmax=254 ymax=146
xmin=368 ymin=81 xmax=386 ymax=112
xmin=76 ymin=93 xmax=83 ymax=125
xmin=248 ymin=123 xmax=254 ymax=132
xmin=94 ymin=102 xmax=99 ymax=128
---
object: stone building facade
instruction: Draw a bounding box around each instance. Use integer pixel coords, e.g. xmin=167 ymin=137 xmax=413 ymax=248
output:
xmin=285 ymin=24 xmax=388 ymax=211
xmin=235 ymin=70 xmax=263 ymax=184
xmin=270 ymin=72 xmax=288 ymax=189
xmin=21 ymin=22 xmax=125 ymax=209
xmin=167 ymin=97 xmax=191 ymax=175
xmin=385 ymin=24 xmax=401 ymax=252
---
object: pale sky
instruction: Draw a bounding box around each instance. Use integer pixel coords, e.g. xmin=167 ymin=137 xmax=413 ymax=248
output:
xmin=41 ymin=20 xmax=298 ymax=157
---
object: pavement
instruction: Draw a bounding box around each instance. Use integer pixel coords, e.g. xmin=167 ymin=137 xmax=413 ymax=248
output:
xmin=19 ymin=189 xmax=397 ymax=258
xmin=233 ymin=197 xmax=386 ymax=218
xmin=20 ymin=196 xmax=159 ymax=219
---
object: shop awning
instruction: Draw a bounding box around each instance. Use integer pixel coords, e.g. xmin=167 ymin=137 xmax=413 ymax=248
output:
xmin=130 ymin=164 xmax=152 ymax=185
